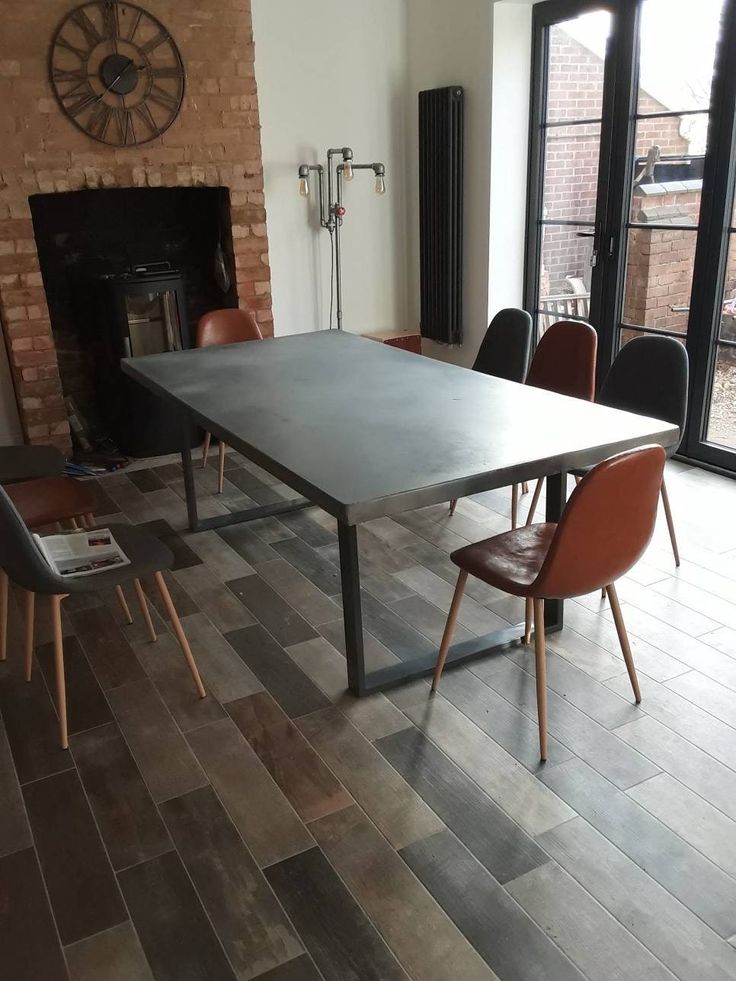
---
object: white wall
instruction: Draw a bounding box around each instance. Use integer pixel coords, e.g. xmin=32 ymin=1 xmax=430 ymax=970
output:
xmin=0 ymin=337 xmax=22 ymax=444
xmin=405 ymin=0 xmax=496 ymax=367
xmin=252 ymin=0 xmax=409 ymax=336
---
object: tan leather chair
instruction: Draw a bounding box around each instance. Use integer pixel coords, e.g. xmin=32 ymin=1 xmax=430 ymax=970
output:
xmin=432 ymin=445 xmax=665 ymax=761
xmin=196 ymin=308 xmax=262 ymax=493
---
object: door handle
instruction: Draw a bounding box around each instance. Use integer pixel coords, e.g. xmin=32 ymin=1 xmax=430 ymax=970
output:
xmin=576 ymin=232 xmax=595 ymax=238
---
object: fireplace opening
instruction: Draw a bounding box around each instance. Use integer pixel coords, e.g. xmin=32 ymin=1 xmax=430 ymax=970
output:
xmin=29 ymin=186 xmax=237 ymax=459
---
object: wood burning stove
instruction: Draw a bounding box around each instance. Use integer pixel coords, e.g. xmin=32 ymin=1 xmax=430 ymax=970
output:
xmin=81 ymin=265 xmax=198 ymax=457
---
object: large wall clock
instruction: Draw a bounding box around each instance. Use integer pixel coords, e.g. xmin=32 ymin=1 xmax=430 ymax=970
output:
xmin=49 ymin=1 xmax=185 ymax=146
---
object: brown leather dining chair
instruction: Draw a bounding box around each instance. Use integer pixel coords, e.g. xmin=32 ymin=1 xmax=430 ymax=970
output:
xmin=432 ymin=445 xmax=665 ymax=761
xmin=197 ymin=308 xmax=263 ymax=494
xmin=517 ymin=319 xmax=598 ymax=528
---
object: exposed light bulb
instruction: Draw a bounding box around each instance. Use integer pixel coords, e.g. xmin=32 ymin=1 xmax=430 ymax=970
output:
xmin=298 ymin=176 xmax=309 ymax=197
xmin=343 ymin=160 xmax=354 ymax=181
xmin=375 ymin=175 xmax=386 ymax=195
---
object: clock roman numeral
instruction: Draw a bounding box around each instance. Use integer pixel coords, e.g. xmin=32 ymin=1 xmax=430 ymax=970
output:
xmin=53 ymin=67 xmax=87 ymax=83
xmin=150 ymin=66 xmax=184 ymax=79
xmin=139 ymin=29 xmax=169 ymax=55
xmin=88 ymin=102 xmax=113 ymax=140
xmin=71 ymin=8 xmax=102 ymax=47
xmin=133 ymin=100 xmax=158 ymax=134
xmin=100 ymin=1 xmax=119 ymax=39
xmin=56 ymin=35 xmax=89 ymax=60
xmin=126 ymin=7 xmax=142 ymax=41
xmin=148 ymin=83 xmax=179 ymax=111
xmin=64 ymin=84 xmax=99 ymax=118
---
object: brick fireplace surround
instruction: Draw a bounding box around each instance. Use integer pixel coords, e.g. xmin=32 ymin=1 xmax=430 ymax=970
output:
xmin=0 ymin=0 xmax=272 ymax=450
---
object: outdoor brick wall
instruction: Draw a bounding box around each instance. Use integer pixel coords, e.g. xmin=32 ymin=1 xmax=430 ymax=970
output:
xmin=0 ymin=0 xmax=271 ymax=448
xmin=542 ymin=30 xmax=690 ymax=298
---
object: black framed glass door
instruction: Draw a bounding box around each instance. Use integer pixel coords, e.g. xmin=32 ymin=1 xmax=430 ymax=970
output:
xmin=526 ymin=0 xmax=736 ymax=475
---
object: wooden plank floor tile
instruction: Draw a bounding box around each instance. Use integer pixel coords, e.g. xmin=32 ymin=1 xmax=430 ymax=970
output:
xmin=507 ymin=861 xmax=675 ymax=981
xmin=228 ymin=575 xmax=318 ymax=647
xmin=0 ymin=848 xmax=69 ymax=981
xmin=395 ymin=686 xmax=574 ymax=835
xmin=36 ymin=635 xmax=113 ymax=736
xmin=65 ymin=922 xmax=154 ymax=981
xmin=388 ymin=593 xmax=476 ymax=646
xmin=127 ymin=469 xmax=167 ymax=493
xmin=218 ymin=523 xmax=280 ymax=565
xmin=225 ymin=625 xmax=330 ymax=718
xmin=228 ymin=693 xmax=352 ymax=823
xmin=175 ymin=564 xmax=256 ymax=633
xmin=401 ymin=830 xmax=585 ymax=981
xmin=186 ymin=529 xmax=256 ymax=580
xmin=187 ymin=718 xmax=314 ymax=867
xmin=311 ymin=805 xmax=498 ymax=981
xmin=539 ymin=758 xmax=736 ymax=939
xmin=137 ymin=519 xmax=203 ymax=570
xmin=250 ymin=955 xmax=324 ymax=980
xmin=376 ymin=725 xmax=548 ymax=883
xmin=298 ymin=707 xmax=442 ymax=848
xmin=107 ymin=679 xmax=207 ymax=803
xmin=118 ymin=850 xmax=236 ymax=981
xmin=71 ymin=607 xmax=146 ymax=691
xmin=265 ymin=847 xmax=409 ymax=981
xmin=23 ymin=770 xmax=127 ymax=944
xmin=161 ymin=786 xmax=304 ymax=978
xmin=177 ymin=612 xmax=263 ymax=704
xmin=71 ymin=722 xmax=172 ymax=870
xmin=273 ymin=537 xmax=341 ymax=595
xmin=666 ymin=670 xmax=736 ymax=725
xmin=0 ymin=717 xmax=31 ymax=858
xmin=539 ymin=817 xmax=736 ymax=981
xmin=0 ymin=669 xmax=75 ymax=784
xmin=256 ymin=558 xmax=342 ymax=627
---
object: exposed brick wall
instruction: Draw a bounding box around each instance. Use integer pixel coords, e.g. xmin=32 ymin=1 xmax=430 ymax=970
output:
xmin=542 ymin=29 xmax=690 ymax=298
xmin=0 ymin=0 xmax=271 ymax=448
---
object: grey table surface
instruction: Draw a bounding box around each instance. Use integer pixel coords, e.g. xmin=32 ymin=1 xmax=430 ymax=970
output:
xmin=122 ymin=330 xmax=680 ymax=525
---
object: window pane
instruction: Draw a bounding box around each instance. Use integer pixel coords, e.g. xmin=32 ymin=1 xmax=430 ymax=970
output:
xmin=543 ymin=123 xmax=602 ymax=222
xmin=638 ymin=0 xmax=724 ymax=114
xmin=706 ymin=348 xmax=736 ymax=449
xmin=546 ymin=12 xmax=613 ymax=123
xmin=629 ymin=118 xmax=707 ymax=226
xmin=539 ymin=224 xmax=593 ymax=303
xmin=621 ymin=228 xmax=696 ymax=334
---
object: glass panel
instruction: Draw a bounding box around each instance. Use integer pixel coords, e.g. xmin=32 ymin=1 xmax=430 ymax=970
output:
xmin=538 ymin=224 xmax=593 ymax=329
xmin=637 ymin=0 xmax=724 ymax=114
xmin=125 ymin=290 xmax=180 ymax=357
xmin=546 ymin=12 xmax=613 ymax=122
xmin=706 ymin=347 xmax=736 ymax=449
xmin=621 ymin=228 xmax=696 ymax=334
xmin=543 ymin=123 xmax=602 ymax=222
xmin=630 ymin=117 xmax=707 ymax=225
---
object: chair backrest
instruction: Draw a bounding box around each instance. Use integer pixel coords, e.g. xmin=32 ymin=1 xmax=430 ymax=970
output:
xmin=0 ymin=485 xmax=67 ymax=594
xmin=599 ymin=335 xmax=688 ymax=452
xmin=472 ymin=308 xmax=533 ymax=383
xmin=196 ymin=309 xmax=262 ymax=348
xmin=533 ymin=445 xmax=665 ymax=598
xmin=525 ymin=320 xmax=597 ymax=401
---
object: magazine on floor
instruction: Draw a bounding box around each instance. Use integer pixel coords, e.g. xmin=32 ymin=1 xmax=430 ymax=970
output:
xmin=34 ymin=528 xmax=130 ymax=578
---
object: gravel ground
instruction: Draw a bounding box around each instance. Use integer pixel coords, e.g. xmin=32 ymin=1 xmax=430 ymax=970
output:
xmin=708 ymin=359 xmax=736 ymax=448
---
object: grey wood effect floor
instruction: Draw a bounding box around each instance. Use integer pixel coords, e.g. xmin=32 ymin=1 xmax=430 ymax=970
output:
xmin=2 ymin=450 xmax=736 ymax=981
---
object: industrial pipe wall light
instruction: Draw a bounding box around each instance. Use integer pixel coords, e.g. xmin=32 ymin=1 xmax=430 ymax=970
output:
xmin=297 ymin=147 xmax=386 ymax=330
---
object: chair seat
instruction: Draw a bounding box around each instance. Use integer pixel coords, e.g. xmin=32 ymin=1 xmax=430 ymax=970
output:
xmin=6 ymin=477 xmax=97 ymax=529
xmin=40 ymin=523 xmax=174 ymax=594
xmin=451 ymin=523 xmax=557 ymax=596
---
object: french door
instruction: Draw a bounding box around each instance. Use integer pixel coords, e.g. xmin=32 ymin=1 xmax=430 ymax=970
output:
xmin=526 ymin=0 xmax=736 ymax=474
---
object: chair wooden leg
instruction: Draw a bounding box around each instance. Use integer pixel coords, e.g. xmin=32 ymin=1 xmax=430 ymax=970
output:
xmin=522 ymin=481 xmax=529 ymax=495
xmin=133 ymin=578 xmax=157 ymax=643
xmin=431 ymin=570 xmax=468 ymax=692
xmin=24 ymin=591 xmax=35 ymax=682
xmin=218 ymin=440 xmax=226 ymax=495
xmin=202 ymin=431 xmax=211 ymax=469
xmin=85 ymin=513 xmax=95 ymax=528
xmin=511 ymin=484 xmax=519 ymax=530
xmin=574 ymin=474 xmax=581 ymax=486
xmin=660 ymin=480 xmax=680 ymax=567
xmin=153 ymin=571 xmax=206 ymax=698
xmin=69 ymin=517 xmax=79 ymax=530
xmin=525 ymin=478 xmax=544 ymax=527
xmin=448 ymin=498 xmax=458 ymax=516
xmin=115 ymin=585 xmax=133 ymax=625
xmin=533 ymin=598 xmax=548 ymax=762
xmin=78 ymin=513 xmax=88 ymax=530
xmin=524 ymin=597 xmax=533 ymax=645
xmin=0 ymin=570 xmax=7 ymax=662
xmin=606 ymin=583 xmax=641 ymax=704
xmin=51 ymin=594 xmax=69 ymax=750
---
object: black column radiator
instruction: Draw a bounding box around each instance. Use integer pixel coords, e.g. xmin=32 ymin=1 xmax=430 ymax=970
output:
xmin=418 ymin=86 xmax=464 ymax=345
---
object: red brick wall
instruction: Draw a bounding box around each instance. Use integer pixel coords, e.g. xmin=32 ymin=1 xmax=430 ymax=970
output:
xmin=542 ymin=29 xmax=690 ymax=297
xmin=0 ymin=0 xmax=271 ymax=448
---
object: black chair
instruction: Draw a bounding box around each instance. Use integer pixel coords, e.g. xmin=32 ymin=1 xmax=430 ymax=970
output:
xmin=449 ymin=309 xmax=533 ymax=516
xmin=0 ymin=485 xmax=206 ymax=749
xmin=575 ymin=335 xmax=688 ymax=566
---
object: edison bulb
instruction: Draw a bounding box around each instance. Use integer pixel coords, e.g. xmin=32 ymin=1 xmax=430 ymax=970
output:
xmin=298 ymin=176 xmax=309 ymax=197
xmin=375 ymin=175 xmax=386 ymax=195
xmin=343 ymin=160 xmax=354 ymax=181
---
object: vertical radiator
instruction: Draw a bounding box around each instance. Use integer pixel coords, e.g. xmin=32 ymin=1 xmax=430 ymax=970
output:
xmin=418 ymin=86 xmax=464 ymax=345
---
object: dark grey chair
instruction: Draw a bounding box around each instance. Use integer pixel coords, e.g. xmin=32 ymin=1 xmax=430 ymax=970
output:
xmin=0 ymin=485 xmax=206 ymax=748
xmin=449 ymin=308 xmax=533 ymax=516
xmin=566 ymin=335 xmax=688 ymax=567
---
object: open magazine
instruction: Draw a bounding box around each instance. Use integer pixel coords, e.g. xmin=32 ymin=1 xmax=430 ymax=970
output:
xmin=34 ymin=528 xmax=130 ymax=579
